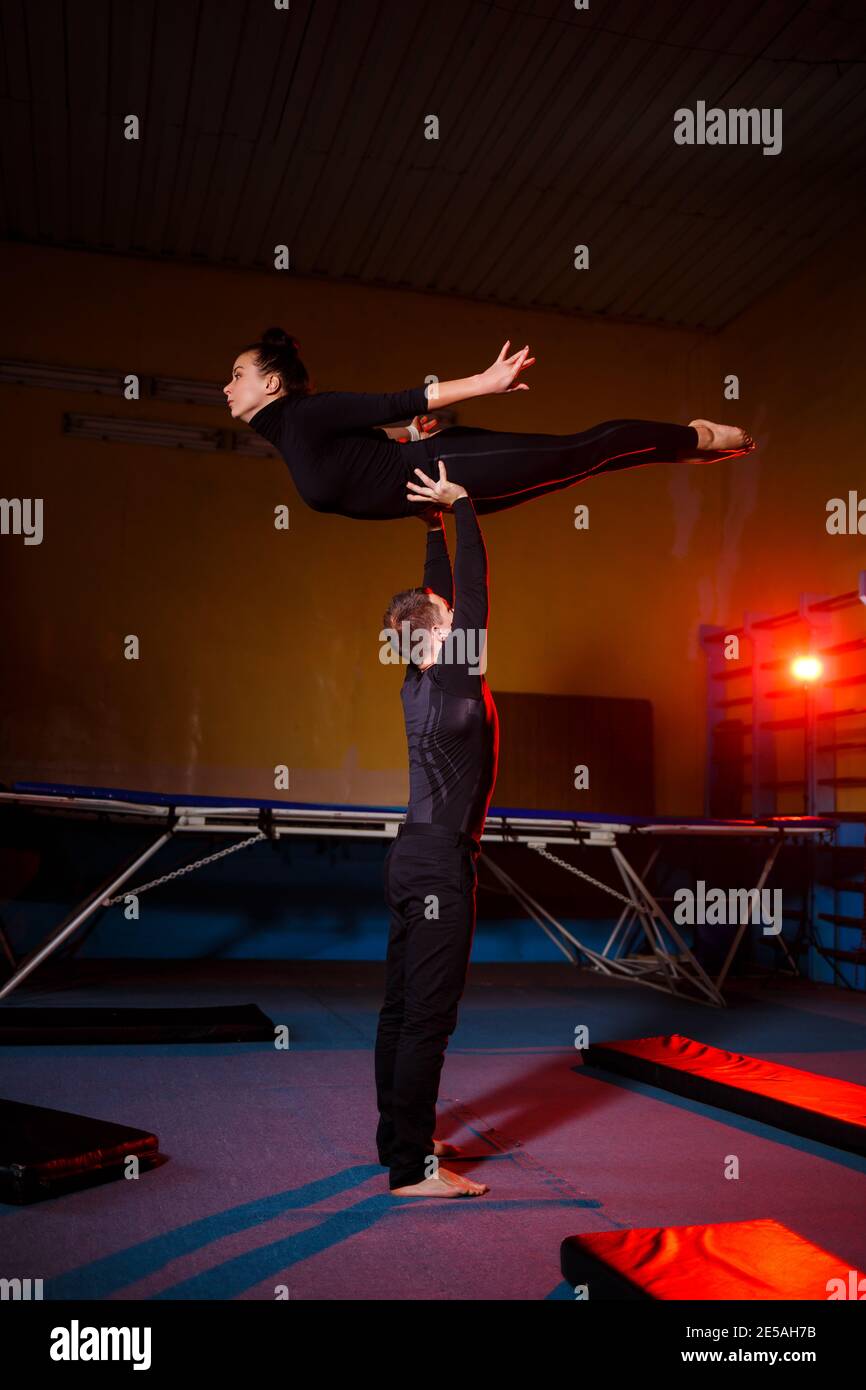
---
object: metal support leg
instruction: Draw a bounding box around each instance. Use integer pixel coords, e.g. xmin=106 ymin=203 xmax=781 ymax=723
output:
xmin=0 ymin=832 xmax=173 ymax=1000
xmin=714 ymin=838 xmax=783 ymax=992
xmin=479 ymin=852 xmax=587 ymax=966
xmin=610 ymin=846 xmax=725 ymax=1005
xmin=483 ymin=844 xmax=725 ymax=1006
xmin=602 ymin=847 xmax=661 ymax=960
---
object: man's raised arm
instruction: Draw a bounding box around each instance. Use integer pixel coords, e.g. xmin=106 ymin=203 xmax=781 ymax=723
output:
xmin=433 ymin=495 xmax=489 ymax=691
xmin=450 ymin=495 xmax=489 ymax=642
xmin=421 ymin=512 xmax=454 ymax=608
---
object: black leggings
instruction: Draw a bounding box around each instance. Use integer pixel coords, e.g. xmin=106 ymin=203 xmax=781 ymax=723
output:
xmin=412 ymin=417 xmax=703 ymax=515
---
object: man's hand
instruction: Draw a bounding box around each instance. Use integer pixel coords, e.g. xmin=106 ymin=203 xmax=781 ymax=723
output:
xmin=379 ymin=414 xmax=443 ymax=443
xmin=413 ymin=413 xmax=442 ymax=438
xmin=407 ymin=460 xmax=468 ymax=510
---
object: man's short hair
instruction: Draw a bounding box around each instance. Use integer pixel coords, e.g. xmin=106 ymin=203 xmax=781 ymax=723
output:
xmin=383 ymin=588 xmax=440 ymax=663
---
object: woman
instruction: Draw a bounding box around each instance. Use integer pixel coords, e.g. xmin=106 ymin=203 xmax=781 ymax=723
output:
xmin=226 ymin=327 xmax=755 ymax=521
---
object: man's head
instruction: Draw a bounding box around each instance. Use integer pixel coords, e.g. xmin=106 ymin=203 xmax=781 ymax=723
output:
xmin=383 ymin=587 xmax=453 ymax=670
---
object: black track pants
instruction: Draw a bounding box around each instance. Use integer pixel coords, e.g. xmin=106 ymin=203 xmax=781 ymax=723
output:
xmin=375 ymin=833 xmax=479 ymax=1190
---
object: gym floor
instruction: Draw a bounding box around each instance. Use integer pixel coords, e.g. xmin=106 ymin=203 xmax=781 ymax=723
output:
xmin=2 ymin=959 xmax=864 ymax=1300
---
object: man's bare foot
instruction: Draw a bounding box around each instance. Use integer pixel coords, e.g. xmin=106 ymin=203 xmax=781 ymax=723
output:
xmin=391 ymin=1166 xmax=489 ymax=1198
xmin=683 ymin=419 xmax=756 ymax=461
xmin=432 ymin=1139 xmax=463 ymax=1158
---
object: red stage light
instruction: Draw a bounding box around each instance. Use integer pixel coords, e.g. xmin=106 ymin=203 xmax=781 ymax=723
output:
xmin=791 ymin=655 xmax=823 ymax=683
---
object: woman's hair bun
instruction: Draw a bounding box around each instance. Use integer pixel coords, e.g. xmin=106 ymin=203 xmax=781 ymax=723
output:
xmin=261 ymin=326 xmax=297 ymax=352
xmin=243 ymin=326 xmax=309 ymax=396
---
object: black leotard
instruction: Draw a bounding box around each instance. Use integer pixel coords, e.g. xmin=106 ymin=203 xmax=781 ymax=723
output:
xmin=247 ymin=387 xmax=713 ymax=520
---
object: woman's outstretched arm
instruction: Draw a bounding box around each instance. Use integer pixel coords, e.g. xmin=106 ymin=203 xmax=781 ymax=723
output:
xmin=426 ymin=341 xmax=534 ymax=408
xmin=284 ymin=341 xmax=535 ymax=437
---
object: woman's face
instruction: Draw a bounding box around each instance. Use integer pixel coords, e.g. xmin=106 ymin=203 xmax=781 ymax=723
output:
xmin=224 ymin=351 xmax=281 ymax=423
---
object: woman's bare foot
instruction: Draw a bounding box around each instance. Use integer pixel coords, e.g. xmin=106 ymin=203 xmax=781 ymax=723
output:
xmin=432 ymin=1139 xmax=463 ymax=1158
xmin=391 ymin=1166 xmax=489 ymax=1198
xmin=682 ymin=419 xmax=756 ymax=461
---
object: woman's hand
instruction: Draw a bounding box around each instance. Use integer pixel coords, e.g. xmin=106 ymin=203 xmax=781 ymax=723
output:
xmin=407 ymin=461 xmax=467 ymax=510
xmin=478 ymin=340 xmax=536 ymax=395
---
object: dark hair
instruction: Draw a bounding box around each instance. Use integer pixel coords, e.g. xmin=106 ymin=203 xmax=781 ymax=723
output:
xmin=383 ymin=588 xmax=441 ymax=663
xmin=242 ymin=326 xmax=310 ymax=397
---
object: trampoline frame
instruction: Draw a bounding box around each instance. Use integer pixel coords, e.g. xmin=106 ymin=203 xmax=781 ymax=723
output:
xmin=0 ymin=787 xmax=835 ymax=1006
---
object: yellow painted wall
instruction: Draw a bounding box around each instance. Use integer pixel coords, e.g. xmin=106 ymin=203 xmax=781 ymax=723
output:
xmin=712 ymin=222 xmax=866 ymax=812
xmin=1 ymin=235 xmax=859 ymax=811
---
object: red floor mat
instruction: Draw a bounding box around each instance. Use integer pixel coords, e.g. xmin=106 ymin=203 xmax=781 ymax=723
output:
xmin=561 ymin=1218 xmax=864 ymax=1300
xmin=583 ymin=1034 xmax=866 ymax=1155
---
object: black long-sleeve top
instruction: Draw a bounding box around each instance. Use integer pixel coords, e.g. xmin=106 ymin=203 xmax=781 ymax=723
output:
xmin=400 ymin=496 xmax=499 ymax=843
xmin=248 ymin=385 xmax=430 ymax=520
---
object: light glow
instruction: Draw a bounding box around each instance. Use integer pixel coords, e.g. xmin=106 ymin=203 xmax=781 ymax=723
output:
xmin=791 ymin=655 xmax=823 ymax=683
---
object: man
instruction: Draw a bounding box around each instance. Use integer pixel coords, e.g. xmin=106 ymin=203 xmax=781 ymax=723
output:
xmin=376 ymin=462 xmax=499 ymax=1198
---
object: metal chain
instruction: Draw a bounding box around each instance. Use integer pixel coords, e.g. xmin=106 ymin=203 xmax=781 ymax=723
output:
xmin=527 ymin=842 xmax=635 ymax=908
xmin=102 ymin=831 xmax=267 ymax=906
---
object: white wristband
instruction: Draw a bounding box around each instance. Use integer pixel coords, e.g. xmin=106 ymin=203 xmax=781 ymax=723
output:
xmin=407 ymin=423 xmax=421 ymax=441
